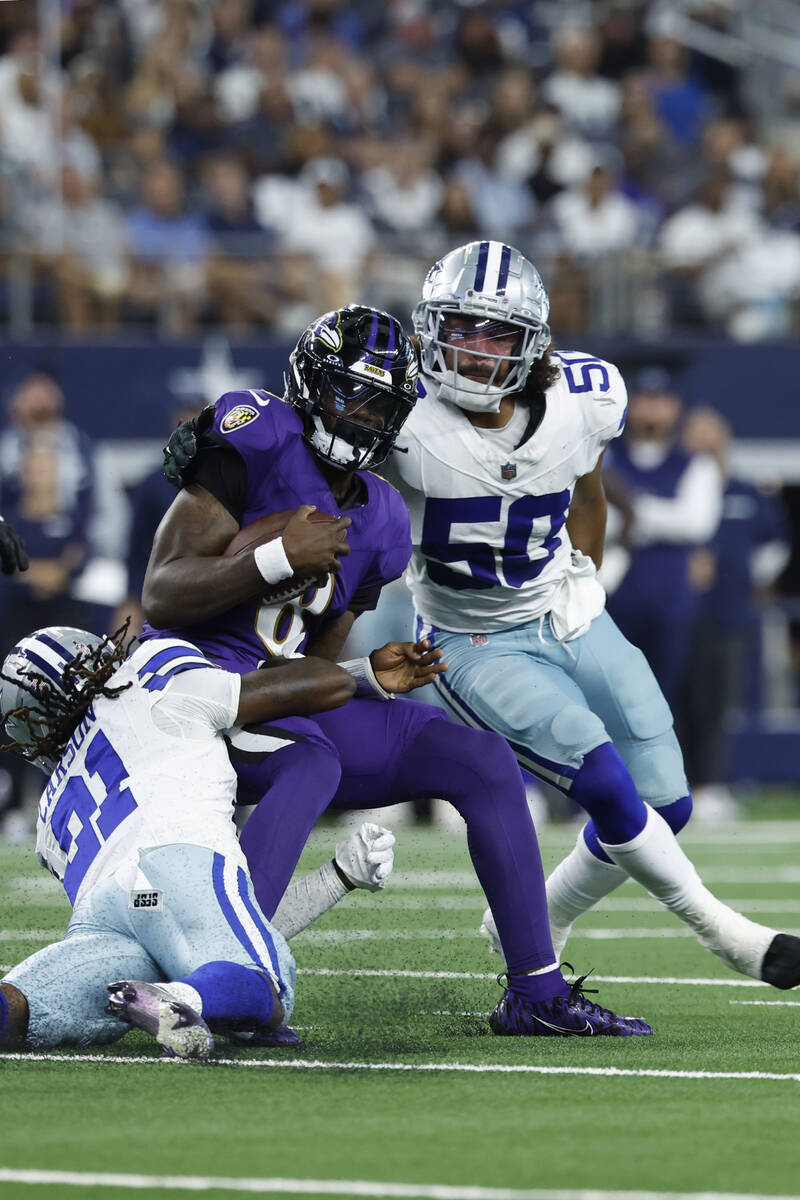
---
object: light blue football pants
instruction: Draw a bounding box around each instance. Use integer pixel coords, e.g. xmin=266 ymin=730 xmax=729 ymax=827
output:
xmin=422 ymin=608 xmax=688 ymax=806
xmin=4 ymin=844 xmax=296 ymax=1049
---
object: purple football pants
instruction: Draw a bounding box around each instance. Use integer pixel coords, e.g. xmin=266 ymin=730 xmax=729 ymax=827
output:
xmin=232 ymin=697 xmax=555 ymax=976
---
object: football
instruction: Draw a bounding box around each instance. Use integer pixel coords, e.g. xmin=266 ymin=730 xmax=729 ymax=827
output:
xmin=224 ymin=508 xmax=342 ymax=604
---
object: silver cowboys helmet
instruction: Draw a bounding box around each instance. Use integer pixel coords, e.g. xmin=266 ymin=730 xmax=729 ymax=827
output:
xmin=0 ymin=627 xmax=110 ymax=772
xmin=413 ymin=240 xmax=551 ymax=413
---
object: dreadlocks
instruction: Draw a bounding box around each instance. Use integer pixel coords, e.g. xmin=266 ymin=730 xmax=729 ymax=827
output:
xmin=0 ymin=623 xmax=135 ymax=766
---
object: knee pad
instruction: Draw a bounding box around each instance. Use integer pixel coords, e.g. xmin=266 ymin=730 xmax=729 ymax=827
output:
xmin=550 ymin=705 xmax=608 ymax=757
xmin=604 ymin=641 xmax=674 ymax=741
xmin=625 ymin=736 xmax=688 ymax=806
xmin=656 ymin=793 xmax=693 ymax=834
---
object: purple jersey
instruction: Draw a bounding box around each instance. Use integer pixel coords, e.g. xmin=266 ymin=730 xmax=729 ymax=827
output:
xmin=144 ymin=389 xmax=411 ymax=670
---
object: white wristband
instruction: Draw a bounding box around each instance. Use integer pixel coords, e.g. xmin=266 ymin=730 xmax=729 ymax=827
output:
xmin=254 ymin=538 xmax=294 ymax=584
xmin=338 ymin=656 xmax=394 ymax=701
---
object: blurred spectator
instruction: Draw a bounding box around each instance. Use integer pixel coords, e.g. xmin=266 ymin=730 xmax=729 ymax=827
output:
xmin=643 ymin=36 xmax=710 ymax=148
xmin=453 ymin=126 xmax=535 ymax=237
xmin=58 ymin=85 xmax=103 ymax=185
xmin=202 ymin=153 xmax=278 ymax=331
xmin=126 ymin=160 xmax=211 ymax=333
xmin=763 ymin=146 xmax=800 ymax=232
xmin=603 ymin=367 xmax=723 ymax=704
xmin=659 ymin=174 xmax=759 ymax=327
xmin=29 ymin=165 xmax=129 ymax=332
xmin=550 ymin=161 xmax=641 ymax=258
xmin=541 ymin=27 xmax=621 ymax=139
xmin=215 ymin=24 xmax=289 ymax=125
xmin=454 ymin=7 xmax=506 ymax=77
xmin=279 ymin=156 xmax=376 ymax=311
xmin=0 ymin=0 xmax=796 ymax=341
xmin=206 ymin=0 xmax=251 ymax=76
xmin=360 ymin=137 xmax=443 ymax=235
xmin=676 ymin=408 xmax=791 ymax=820
xmin=0 ymin=57 xmax=58 ymax=182
xmin=436 ymin=176 xmax=479 ymax=238
xmin=0 ymin=371 xmax=95 ymax=842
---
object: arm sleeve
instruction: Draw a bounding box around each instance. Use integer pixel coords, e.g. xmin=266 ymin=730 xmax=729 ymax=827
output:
xmin=632 ymin=455 xmax=723 ymax=546
xmin=271 ymin=860 xmax=348 ymax=940
xmin=348 ymin=582 xmax=383 ymax=615
xmin=188 ymin=438 xmax=249 ymax=523
xmin=151 ymin=667 xmax=242 ymax=738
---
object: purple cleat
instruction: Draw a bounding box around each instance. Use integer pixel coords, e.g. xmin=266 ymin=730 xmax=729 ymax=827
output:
xmin=231 ymin=1025 xmax=301 ymax=1048
xmin=490 ymin=971 xmax=653 ymax=1038
xmin=106 ymin=980 xmax=215 ymax=1059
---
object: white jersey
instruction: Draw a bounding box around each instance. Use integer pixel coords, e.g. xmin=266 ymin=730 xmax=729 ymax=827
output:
xmin=35 ymin=639 xmax=243 ymax=907
xmin=394 ymin=351 xmax=627 ymax=633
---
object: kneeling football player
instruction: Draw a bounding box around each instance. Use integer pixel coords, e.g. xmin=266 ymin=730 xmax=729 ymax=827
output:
xmin=0 ymin=626 xmax=395 ymax=1058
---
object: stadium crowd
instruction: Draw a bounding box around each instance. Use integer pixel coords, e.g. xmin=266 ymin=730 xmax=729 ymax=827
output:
xmin=0 ymin=0 xmax=799 ymax=338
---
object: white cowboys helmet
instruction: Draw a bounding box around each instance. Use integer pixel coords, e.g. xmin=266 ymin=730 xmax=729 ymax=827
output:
xmin=413 ymin=240 xmax=551 ymax=413
xmin=0 ymin=627 xmax=110 ymax=772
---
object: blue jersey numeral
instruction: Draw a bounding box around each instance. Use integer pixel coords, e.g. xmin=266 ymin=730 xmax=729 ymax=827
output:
xmin=50 ymin=730 xmax=137 ymax=902
xmin=421 ymin=491 xmax=570 ymax=591
xmin=558 ymin=353 xmax=610 ymax=394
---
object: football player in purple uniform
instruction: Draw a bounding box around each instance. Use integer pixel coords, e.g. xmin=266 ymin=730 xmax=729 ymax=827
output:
xmin=145 ymin=304 xmax=651 ymax=1037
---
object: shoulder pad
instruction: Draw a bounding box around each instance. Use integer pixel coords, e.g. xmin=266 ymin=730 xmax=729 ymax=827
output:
xmin=553 ymin=352 xmax=627 ymax=439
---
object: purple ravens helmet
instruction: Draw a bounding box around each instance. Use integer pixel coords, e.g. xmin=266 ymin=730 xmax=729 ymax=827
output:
xmin=286 ymin=305 xmax=419 ymax=471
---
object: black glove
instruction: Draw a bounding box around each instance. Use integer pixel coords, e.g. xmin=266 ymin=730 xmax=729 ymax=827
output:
xmin=162 ymin=405 xmax=215 ymax=489
xmin=0 ymin=518 xmax=28 ymax=575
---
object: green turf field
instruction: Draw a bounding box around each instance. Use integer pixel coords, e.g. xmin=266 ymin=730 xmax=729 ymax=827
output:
xmin=1 ymin=815 xmax=799 ymax=1200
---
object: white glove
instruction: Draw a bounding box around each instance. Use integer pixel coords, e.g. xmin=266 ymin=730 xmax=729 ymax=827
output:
xmin=334 ymin=822 xmax=395 ymax=891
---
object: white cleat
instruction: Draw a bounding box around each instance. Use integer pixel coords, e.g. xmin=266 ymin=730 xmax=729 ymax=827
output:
xmin=479 ymin=906 xmax=503 ymax=955
xmin=106 ymin=980 xmax=214 ymax=1060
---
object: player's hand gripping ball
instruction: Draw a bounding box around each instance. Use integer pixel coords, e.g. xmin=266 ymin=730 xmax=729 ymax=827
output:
xmin=224 ymin=505 xmax=351 ymax=603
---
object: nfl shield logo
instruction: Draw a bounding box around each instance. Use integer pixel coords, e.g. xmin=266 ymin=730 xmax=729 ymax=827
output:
xmin=501 ymin=461 xmax=517 ymax=480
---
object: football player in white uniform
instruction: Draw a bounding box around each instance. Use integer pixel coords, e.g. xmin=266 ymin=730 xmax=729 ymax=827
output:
xmin=396 ymin=240 xmax=799 ymax=990
xmin=0 ymin=627 xmax=397 ymax=1058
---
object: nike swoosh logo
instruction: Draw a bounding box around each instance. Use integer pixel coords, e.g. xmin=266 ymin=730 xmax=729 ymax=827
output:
xmin=534 ymin=1014 xmax=594 ymax=1036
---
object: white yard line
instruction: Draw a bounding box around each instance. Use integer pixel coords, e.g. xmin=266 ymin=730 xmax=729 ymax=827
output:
xmin=373 ymin=896 xmax=800 ymax=913
xmin=296 ymin=927 xmax=799 ymax=944
xmin=300 ymin=968 xmax=770 ymax=987
xmin=0 ymin=1171 xmax=797 ymax=1200
xmin=1 ymin=965 xmax=769 ymax=987
xmin=2 ymin=1053 xmax=800 ymax=1083
xmin=0 ymin=929 xmax=56 ymax=942
xmin=729 ymin=1000 xmax=800 ymax=1007
xmin=388 ymin=867 xmax=800 ymax=888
